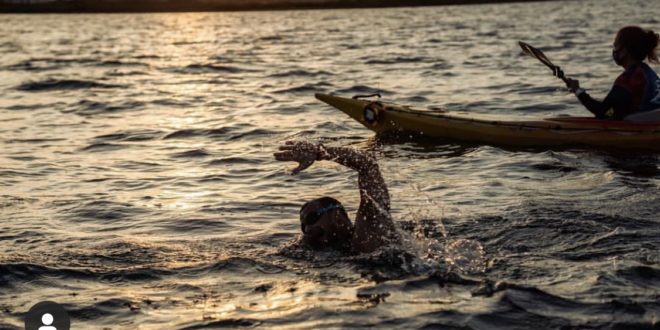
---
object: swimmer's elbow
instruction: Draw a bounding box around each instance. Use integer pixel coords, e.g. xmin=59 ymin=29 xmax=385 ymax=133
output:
xmin=358 ymin=155 xmax=379 ymax=173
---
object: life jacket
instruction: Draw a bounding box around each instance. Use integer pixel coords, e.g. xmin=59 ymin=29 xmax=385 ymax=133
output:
xmin=616 ymin=63 xmax=660 ymax=114
xmin=643 ymin=64 xmax=660 ymax=112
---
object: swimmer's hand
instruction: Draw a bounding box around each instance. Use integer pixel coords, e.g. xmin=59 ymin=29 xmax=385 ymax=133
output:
xmin=274 ymin=141 xmax=321 ymax=175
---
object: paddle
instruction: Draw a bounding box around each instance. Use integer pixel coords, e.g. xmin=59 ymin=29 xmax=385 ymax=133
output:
xmin=519 ymin=41 xmax=569 ymax=84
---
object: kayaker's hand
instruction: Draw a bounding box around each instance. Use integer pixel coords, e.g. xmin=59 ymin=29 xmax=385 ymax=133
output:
xmin=274 ymin=140 xmax=319 ymax=175
xmin=565 ymin=78 xmax=580 ymax=93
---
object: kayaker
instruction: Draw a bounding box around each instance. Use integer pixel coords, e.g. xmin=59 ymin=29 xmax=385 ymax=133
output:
xmin=274 ymin=140 xmax=399 ymax=253
xmin=565 ymin=26 xmax=660 ymax=120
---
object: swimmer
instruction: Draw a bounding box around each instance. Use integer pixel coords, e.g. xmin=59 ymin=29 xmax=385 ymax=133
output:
xmin=565 ymin=26 xmax=660 ymax=120
xmin=274 ymin=141 xmax=399 ymax=253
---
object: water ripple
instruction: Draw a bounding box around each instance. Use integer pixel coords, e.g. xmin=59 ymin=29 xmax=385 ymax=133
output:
xmin=16 ymin=79 xmax=125 ymax=92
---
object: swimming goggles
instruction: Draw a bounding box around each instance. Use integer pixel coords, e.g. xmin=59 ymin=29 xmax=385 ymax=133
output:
xmin=301 ymin=203 xmax=344 ymax=231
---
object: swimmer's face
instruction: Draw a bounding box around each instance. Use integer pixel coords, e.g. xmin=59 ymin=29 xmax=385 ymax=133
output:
xmin=300 ymin=199 xmax=353 ymax=250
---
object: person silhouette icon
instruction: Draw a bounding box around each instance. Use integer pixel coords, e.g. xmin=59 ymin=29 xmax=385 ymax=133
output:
xmin=38 ymin=313 xmax=57 ymax=330
xmin=25 ymin=301 xmax=70 ymax=330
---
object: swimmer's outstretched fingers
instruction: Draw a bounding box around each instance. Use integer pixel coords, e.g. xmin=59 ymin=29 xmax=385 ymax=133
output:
xmin=274 ymin=140 xmax=319 ymax=174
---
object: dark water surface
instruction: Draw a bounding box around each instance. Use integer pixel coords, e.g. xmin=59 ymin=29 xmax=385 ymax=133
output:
xmin=2 ymin=1 xmax=660 ymax=329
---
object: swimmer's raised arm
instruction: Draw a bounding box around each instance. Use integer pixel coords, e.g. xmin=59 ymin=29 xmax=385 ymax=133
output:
xmin=274 ymin=141 xmax=388 ymax=207
xmin=274 ymin=141 xmax=398 ymax=253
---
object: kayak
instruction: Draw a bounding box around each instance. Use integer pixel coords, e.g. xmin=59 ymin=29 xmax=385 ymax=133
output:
xmin=315 ymin=93 xmax=660 ymax=151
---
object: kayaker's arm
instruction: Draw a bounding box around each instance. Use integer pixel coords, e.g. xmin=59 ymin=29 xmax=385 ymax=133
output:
xmin=566 ymin=78 xmax=632 ymax=119
xmin=577 ymin=86 xmax=632 ymax=119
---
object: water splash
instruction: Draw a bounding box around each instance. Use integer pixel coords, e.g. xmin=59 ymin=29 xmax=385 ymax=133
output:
xmin=444 ymin=238 xmax=486 ymax=274
xmin=363 ymin=188 xmax=487 ymax=276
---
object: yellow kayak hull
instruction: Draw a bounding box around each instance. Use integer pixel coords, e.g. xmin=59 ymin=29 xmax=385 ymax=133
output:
xmin=315 ymin=93 xmax=660 ymax=151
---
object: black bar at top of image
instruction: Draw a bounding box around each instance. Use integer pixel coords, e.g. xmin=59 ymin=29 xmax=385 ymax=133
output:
xmin=0 ymin=0 xmax=565 ymax=14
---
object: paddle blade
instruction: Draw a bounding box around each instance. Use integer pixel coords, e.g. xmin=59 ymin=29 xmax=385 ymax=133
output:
xmin=519 ymin=41 xmax=554 ymax=68
xmin=519 ymin=41 xmax=536 ymax=58
xmin=518 ymin=41 xmax=567 ymax=82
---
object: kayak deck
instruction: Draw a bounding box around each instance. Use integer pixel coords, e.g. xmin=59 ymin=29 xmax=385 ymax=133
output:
xmin=315 ymin=93 xmax=660 ymax=151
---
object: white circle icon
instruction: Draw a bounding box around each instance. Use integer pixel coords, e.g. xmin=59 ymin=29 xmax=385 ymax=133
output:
xmin=42 ymin=313 xmax=53 ymax=325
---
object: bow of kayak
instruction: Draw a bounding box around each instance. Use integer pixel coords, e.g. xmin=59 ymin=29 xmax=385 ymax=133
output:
xmin=315 ymin=93 xmax=660 ymax=151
